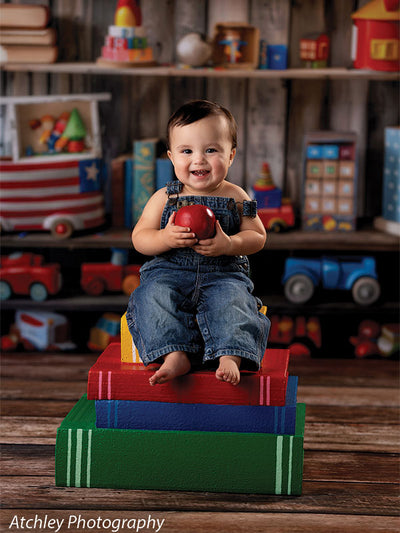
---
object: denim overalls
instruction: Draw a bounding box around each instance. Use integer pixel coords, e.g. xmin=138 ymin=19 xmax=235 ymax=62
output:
xmin=126 ymin=180 xmax=270 ymax=370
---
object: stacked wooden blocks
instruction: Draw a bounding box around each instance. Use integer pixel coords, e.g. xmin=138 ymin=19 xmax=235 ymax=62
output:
xmin=55 ymin=315 xmax=305 ymax=494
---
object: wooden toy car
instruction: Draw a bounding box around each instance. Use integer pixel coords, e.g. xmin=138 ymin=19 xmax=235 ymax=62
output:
xmin=0 ymin=252 xmax=62 ymax=301
xmin=80 ymin=249 xmax=141 ymax=296
xmin=258 ymin=201 xmax=296 ymax=232
xmin=1 ymin=310 xmax=75 ymax=351
xmin=282 ymin=256 xmax=381 ymax=305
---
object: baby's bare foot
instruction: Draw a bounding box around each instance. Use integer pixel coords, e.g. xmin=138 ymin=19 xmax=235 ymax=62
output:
xmin=149 ymin=351 xmax=191 ymax=385
xmin=216 ymin=355 xmax=241 ymax=385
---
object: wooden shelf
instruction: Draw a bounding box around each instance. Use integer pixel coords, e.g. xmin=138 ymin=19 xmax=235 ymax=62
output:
xmin=1 ymin=293 xmax=129 ymax=312
xmin=1 ymin=292 xmax=398 ymax=315
xmin=1 ymin=63 xmax=399 ymax=81
xmin=1 ymin=227 xmax=398 ymax=251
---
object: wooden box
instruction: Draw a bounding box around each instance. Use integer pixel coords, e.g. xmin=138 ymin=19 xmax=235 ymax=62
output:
xmin=212 ymin=23 xmax=260 ymax=69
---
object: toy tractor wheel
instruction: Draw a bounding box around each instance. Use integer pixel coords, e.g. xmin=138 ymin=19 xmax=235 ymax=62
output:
xmin=269 ymin=220 xmax=286 ymax=233
xmin=352 ymin=277 xmax=381 ymax=306
xmin=50 ymin=219 xmax=74 ymax=239
xmin=84 ymin=278 xmax=105 ymax=296
xmin=284 ymin=274 xmax=314 ymax=304
xmin=122 ymin=274 xmax=140 ymax=295
xmin=30 ymin=282 xmax=48 ymax=302
xmin=0 ymin=281 xmax=12 ymax=301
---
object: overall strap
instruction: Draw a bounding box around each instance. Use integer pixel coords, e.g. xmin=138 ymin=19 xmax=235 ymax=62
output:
xmin=166 ymin=180 xmax=183 ymax=196
xmin=242 ymin=200 xmax=257 ymax=218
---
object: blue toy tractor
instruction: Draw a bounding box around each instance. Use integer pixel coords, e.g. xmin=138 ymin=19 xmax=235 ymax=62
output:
xmin=282 ymin=256 xmax=380 ymax=305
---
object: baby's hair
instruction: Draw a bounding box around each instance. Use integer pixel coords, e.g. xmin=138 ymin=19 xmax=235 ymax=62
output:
xmin=167 ymin=99 xmax=237 ymax=150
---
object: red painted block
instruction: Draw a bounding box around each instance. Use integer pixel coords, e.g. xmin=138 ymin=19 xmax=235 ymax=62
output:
xmin=87 ymin=343 xmax=289 ymax=406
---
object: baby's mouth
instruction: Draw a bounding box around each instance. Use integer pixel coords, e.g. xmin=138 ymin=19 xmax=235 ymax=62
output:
xmin=191 ymin=170 xmax=210 ymax=177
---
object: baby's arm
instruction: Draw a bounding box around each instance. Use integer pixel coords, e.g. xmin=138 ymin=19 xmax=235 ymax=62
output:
xmin=131 ymin=188 xmax=198 ymax=255
xmin=193 ymin=186 xmax=267 ymax=257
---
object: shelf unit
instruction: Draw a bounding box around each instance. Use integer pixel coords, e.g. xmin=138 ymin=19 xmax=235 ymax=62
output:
xmin=2 ymin=62 xmax=399 ymax=80
xmin=1 ymin=227 xmax=398 ymax=251
xmin=1 ymin=60 xmax=399 ymax=355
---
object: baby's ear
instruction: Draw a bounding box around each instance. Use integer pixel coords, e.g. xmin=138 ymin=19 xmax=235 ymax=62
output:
xmin=229 ymin=148 xmax=236 ymax=166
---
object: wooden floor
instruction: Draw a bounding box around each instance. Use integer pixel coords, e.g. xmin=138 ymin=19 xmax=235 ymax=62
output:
xmin=1 ymin=352 xmax=399 ymax=533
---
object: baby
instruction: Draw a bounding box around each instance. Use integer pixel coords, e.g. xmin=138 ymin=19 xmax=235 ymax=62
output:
xmin=126 ymin=99 xmax=270 ymax=386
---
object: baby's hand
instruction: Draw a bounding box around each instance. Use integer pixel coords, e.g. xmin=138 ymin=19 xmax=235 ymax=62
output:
xmin=162 ymin=212 xmax=198 ymax=249
xmin=192 ymin=221 xmax=233 ymax=257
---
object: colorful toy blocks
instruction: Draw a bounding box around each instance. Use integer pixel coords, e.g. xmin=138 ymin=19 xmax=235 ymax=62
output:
xmin=56 ymin=313 xmax=305 ymax=495
xmin=302 ymin=131 xmax=358 ymax=232
xmin=97 ymin=0 xmax=155 ymax=67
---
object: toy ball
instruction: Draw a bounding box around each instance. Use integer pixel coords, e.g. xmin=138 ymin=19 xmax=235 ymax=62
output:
xmin=176 ymin=33 xmax=212 ymax=67
xmin=175 ymin=204 xmax=216 ymax=240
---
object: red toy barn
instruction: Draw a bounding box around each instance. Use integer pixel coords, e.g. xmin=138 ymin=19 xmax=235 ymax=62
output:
xmin=351 ymin=0 xmax=400 ymax=71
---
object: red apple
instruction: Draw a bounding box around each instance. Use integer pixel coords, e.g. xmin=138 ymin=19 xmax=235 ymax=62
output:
xmin=175 ymin=204 xmax=216 ymax=240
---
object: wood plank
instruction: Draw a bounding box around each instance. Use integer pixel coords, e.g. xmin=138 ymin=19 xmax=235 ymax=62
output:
xmin=1 ymin=477 xmax=398 ymax=515
xmin=2 ymin=228 xmax=398 ymax=251
xmin=0 ymin=400 xmax=76 ymax=417
xmin=1 ymin=380 xmax=87 ymax=401
xmin=2 ymin=63 xmax=399 ymax=80
xmin=1 ymin=400 xmax=399 ymax=426
xmin=298 ymin=386 xmax=399 ymax=408
xmin=289 ymin=357 xmax=400 ymax=386
xmin=1 ymin=414 xmax=398 ymax=452
xmin=2 ymin=444 xmax=399 ymax=484
xmin=0 ymin=510 xmax=399 ymax=533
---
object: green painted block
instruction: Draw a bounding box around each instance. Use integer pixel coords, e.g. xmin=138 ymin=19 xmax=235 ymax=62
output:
xmin=55 ymin=396 xmax=305 ymax=495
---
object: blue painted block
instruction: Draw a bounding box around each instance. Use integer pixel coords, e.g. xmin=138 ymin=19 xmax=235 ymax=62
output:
xmin=306 ymin=145 xmax=323 ymax=159
xmin=383 ymin=127 xmax=400 ymax=223
xmin=254 ymin=187 xmax=282 ymax=208
xmin=322 ymin=145 xmax=339 ymax=159
xmin=267 ymin=45 xmax=288 ymax=70
xmin=96 ymin=376 xmax=298 ymax=434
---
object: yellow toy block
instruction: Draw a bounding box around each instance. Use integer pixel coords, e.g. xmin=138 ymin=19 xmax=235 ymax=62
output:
xmin=121 ymin=312 xmax=140 ymax=363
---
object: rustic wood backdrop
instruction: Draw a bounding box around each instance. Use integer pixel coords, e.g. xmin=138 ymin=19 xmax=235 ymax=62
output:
xmin=1 ymin=0 xmax=399 ymax=217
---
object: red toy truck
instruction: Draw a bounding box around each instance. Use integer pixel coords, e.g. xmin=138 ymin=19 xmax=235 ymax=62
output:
xmin=81 ymin=249 xmax=141 ymax=296
xmin=0 ymin=252 xmax=62 ymax=301
xmin=258 ymin=201 xmax=296 ymax=232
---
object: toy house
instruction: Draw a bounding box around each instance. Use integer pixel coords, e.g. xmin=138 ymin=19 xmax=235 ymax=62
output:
xmin=0 ymin=93 xmax=109 ymax=238
xmin=302 ymin=132 xmax=358 ymax=232
xmin=351 ymin=0 xmax=400 ymax=71
xmin=299 ymin=33 xmax=330 ymax=68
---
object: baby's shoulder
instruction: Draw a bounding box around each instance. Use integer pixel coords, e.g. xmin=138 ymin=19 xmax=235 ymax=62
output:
xmin=222 ymin=181 xmax=250 ymax=202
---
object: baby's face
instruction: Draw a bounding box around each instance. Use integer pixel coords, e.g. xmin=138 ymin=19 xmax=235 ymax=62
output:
xmin=167 ymin=115 xmax=236 ymax=195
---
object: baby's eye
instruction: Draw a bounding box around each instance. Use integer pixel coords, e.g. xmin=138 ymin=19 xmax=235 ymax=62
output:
xmin=182 ymin=149 xmax=192 ymax=154
xmin=206 ymin=148 xmax=217 ymax=153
